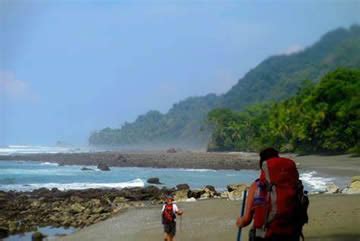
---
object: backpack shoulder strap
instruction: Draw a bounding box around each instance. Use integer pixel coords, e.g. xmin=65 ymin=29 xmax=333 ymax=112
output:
xmin=262 ymin=161 xmax=277 ymax=223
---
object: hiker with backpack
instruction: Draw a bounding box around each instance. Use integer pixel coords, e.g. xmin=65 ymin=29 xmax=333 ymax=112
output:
xmin=162 ymin=195 xmax=183 ymax=241
xmin=236 ymin=148 xmax=309 ymax=241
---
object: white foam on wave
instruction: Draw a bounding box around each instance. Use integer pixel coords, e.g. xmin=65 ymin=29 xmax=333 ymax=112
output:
xmin=300 ymin=171 xmax=334 ymax=192
xmin=0 ymin=178 xmax=145 ymax=192
xmin=40 ymin=162 xmax=59 ymax=166
xmin=181 ymin=168 xmax=217 ymax=172
xmin=0 ymin=145 xmax=89 ymax=155
xmin=225 ymin=174 xmax=237 ymax=177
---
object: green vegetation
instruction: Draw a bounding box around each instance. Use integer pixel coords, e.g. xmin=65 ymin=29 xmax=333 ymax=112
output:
xmin=208 ymin=68 xmax=360 ymax=154
xmin=89 ymin=94 xmax=220 ymax=147
xmin=89 ymin=25 xmax=360 ymax=148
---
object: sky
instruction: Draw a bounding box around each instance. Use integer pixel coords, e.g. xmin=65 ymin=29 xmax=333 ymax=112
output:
xmin=0 ymin=0 xmax=360 ymax=146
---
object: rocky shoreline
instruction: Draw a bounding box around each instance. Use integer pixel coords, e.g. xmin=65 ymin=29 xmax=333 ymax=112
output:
xmin=0 ymin=151 xmax=259 ymax=170
xmin=0 ymin=183 xmax=248 ymax=239
xmin=1 ymin=152 xmax=359 ymax=240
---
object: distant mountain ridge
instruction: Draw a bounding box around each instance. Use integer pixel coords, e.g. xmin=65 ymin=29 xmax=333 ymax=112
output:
xmin=89 ymin=25 xmax=360 ymax=148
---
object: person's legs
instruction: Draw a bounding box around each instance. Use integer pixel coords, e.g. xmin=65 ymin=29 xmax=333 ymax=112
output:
xmin=164 ymin=224 xmax=171 ymax=241
xmin=169 ymin=222 xmax=176 ymax=241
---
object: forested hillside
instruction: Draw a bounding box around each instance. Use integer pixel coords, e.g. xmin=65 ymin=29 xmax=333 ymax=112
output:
xmin=89 ymin=25 xmax=360 ymax=148
xmin=208 ymin=68 xmax=360 ymax=154
xmin=90 ymin=94 xmax=220 ymax=147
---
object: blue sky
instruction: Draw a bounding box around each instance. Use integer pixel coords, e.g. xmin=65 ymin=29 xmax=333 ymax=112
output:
xmin=1 ymin=0 xmax=359 ymax=145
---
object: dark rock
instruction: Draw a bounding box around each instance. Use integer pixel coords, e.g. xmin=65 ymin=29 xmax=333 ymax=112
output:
xmin=0 ymin=185 xmax=175 ymax=236
xmin=118 ymin=186 xmax=164 ymax=201
xmin=8 ymin=221 xmax=17 ymax=234
xmin=161 ymin=187 xmax=176 ymax=196
xmin=144 ymin=186 xmax=162 ymax=199
xmin=205 ymin=185 xmax=216 ymax=193
xmin=147 ymin=177 xmax=162 ymax=184
xmin=166 ymin=148 xmax=177 ymax=153
xmin=0 ymin=226 xmax=9 ymax=239
xmin=188 ymin=189 xmax=204 ymax=199
xmin=227 ymin=184 xmax=247 ymax=192
xmin=97 ymin=163 xmax=110 ymax=171
xmin=200 ymin=186 xmax=216 ymax=199
xmin=33 ymin=188 xmax=51 ymax=195
xmin=176 ymin=184 xmax=190 ymax=190
xmin=51 ymin=188 xmax=59 ymax=193
xmin=81 ymin=167 xmax=94 ymax=171
xmin=116 ymin=154 xmax=127 ymax=162
xmin=32 ymin=231 xmax=45 ymax=241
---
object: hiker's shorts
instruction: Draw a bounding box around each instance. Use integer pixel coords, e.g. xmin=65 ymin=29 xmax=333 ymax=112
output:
xmin=163 ymin=222 xmax=176 ymax=236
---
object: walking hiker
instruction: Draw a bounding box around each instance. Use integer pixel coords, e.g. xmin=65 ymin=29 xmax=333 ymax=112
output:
xmin=236 ymin=147 xmax=309 ymax=241
xmin=162 ymin=195 xmax=183 ymax=241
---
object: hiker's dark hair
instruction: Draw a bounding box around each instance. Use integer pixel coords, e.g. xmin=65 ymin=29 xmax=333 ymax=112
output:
xmin=259 ymin=147 xmax=279 ymax=168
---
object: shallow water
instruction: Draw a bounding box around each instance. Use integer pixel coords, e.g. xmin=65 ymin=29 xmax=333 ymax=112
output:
xmin=3 ymin=226 xmax=76 ymax=241
xmin=0 ymin=160 xmax=343 ymax=192
xmin=0 ymin=160 xmax=259 ymax=191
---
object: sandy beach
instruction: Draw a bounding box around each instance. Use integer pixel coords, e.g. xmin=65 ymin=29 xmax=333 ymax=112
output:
xmin=57 ymin=194 xmax=360 ymax=241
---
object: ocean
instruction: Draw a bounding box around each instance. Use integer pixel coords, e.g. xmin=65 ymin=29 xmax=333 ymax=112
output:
xmin=0 ymin=145 xmax=343 ymax=193
xmin=0 ymin=160 xmax=340 ymax=193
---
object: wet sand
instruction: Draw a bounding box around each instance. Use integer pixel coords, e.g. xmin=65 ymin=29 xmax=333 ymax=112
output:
xmin=57 ymin=194 xmax=360 ymax=241
xmin=0 ymin=151 xmax=259 ymax=170
xmin=293 ymin=154 xmax=360 ymax=177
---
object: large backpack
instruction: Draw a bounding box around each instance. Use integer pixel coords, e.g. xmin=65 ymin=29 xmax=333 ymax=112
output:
xmin=162 ymin=203 xmax=176 ymax=224
xmin=252 ymin=157 xmax=309 ymax=239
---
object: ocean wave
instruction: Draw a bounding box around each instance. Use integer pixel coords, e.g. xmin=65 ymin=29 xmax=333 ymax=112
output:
xmin=300 ymin=171 xmax=334 ymax=192
xmin=181 ymin=168 xmax=217 ymax=172
xmin=40 ymin=162 xmax=59 ymax=166
xmin=0 ymin=178 xmax=145 ymax=192
xmin=0 ymin=145 xmax=88 ymax=155
xmin=225 ymin=174 xmax=237 ymax=177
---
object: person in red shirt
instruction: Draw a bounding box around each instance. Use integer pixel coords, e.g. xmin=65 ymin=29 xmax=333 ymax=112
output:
xmin=162 ymin=195 xmax=184 ymax=241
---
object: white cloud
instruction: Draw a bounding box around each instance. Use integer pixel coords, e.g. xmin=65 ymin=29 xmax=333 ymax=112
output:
xmin=0 ymin=71 xmax=37 ymax=101
xmin=282 ymin=44 xmax=304 ymax=55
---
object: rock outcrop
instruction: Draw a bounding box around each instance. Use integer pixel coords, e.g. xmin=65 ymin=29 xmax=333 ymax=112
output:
xmin=32 ymin=231 xmax=45 ymax=241
xmin=0 ymin=183 xmax=249 ymax=239
xmin=225 ymin=183 xmax=248 ymax=200
xmin=0 ymin=187 xmax=170 ymax=238
xmin=325 ymin=183 xmax=340 ymax=194
xmin=343 ymin=176 xmax=360 ymax=194
xmin=97 ymin=163 xmax=110 ymax=171
xmin=176 ymin=184 xmax=190 ymax=190
xmin=0 ymin=226 xmax=9 ymax=239
xmin=147 ymin=177 xmax=162 ymax=184
xmin=174 ymin=189 xmax=189 ymax=202
xmin=166 ymin=148 xmax=177 ymax=153
xmin=200 ymin=187 xmax=217 ymax=199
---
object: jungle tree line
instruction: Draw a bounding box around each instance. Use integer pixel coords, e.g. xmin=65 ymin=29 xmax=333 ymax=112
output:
xmin=207 ymin=68 xmax=360 ymax=154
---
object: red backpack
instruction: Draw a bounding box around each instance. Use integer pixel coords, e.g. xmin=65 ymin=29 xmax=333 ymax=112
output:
xmin=162 ymin=203 xmax=176 ymax=224
xmin=252 ymin=157 xmax=309 ymax=239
